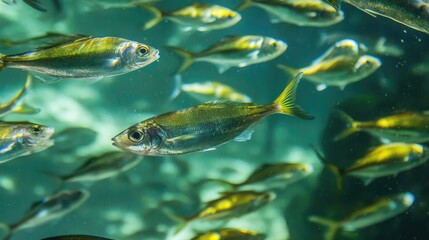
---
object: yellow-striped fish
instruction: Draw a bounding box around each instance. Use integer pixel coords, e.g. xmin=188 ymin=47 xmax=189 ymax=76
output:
xmin=191 ymin=228 xmax=266 ymax=240
xmin=0 ymin=36 xmax=159 ymax=83
xmin=112 ymin=73 xmax=313 ymax=156
xmin=309 ymin=192 xmax=415 ymax=240
xmin=141 ymin=3 xmax=241 ymax=31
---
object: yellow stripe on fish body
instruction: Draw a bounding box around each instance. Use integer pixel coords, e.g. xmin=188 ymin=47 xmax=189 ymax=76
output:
xmin=112 ymin=73 xmax=313 ymax=156
xmin=0 ymin=36 xmax=159 ymax=82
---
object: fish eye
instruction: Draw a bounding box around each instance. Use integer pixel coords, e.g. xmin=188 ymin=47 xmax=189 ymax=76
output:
xmin=271 ymin=42 xmax=277 ymax=48
xmin=137 ymin=46 xmax=149 ymax=56
xmin=32 ymin=126 xmax=41 ymax=135
xmin=128 ymin=129 xmax=144 ymax=142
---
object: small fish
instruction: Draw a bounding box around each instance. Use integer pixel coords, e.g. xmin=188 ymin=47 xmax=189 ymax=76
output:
xmin=238 ymin=0 xmax=344 ymax=27
xmin=167 ymin=35 xmax=287 ymax=73
xmin=46 ymin=151 xmax=142 ymax=187
xmin=309 ymin=192 xmax=415 ymax=240
xmin=0 ymin=36 xmax=159 ymax=83
xmin=328 ymin=0 xmax=429 ymax=35
xmin=171 ymin=74 xmax=252 ymax=103
xmin=277 ymin=39 xmax=381 ymax=91
xmin=41 ymin=235 xmax=113 ymax=240
xmin=335 ymin=110 xmax=429 ymax=142
xmin=320 ymin=32 xmax=404 ymax=57
xmin=51 ymin=127 xmax=98 ymax=153
xmin=0 ymin=189 xmax=90 ymax=240
xmin=208 ymin=163 xmax=313 ymax=191
xmin=312 ymin=143 xmax=429 ymax=190
xmin=168 ymin=191 xmax=275 ymax=232
xmin=1 ymin=0 xmax=46 ymax=12
xmin=112 ymin=73 xmax=313 ymax=156
xmin=191 ymin=228 xmax=266 ymax=240
xmin=0 ymin=121 xmax=54 ymax=164
xmin=140 ymin=3 xmax=241 ymax=31
xmin=0 ymin=74 xmax=39 ymax=118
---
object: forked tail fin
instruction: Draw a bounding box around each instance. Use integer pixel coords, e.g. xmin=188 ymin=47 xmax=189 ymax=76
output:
xmin=308 ymin=215 xmax=341 ymax=240
xmin=273 ymin=72 xmax=314 ymax=120
xmin=310 ymin=145 xmax=345 ymax=192
xmin=137 ymin=4 xmax=164 ymax=30
xmin=334 ymin=110 xmax=360 ymax=141
xmin=166 ymin=46 xmax=195 ymax=74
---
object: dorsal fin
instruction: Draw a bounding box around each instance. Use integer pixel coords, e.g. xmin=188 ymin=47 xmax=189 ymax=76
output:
xmin=34 ymin=35 xmax=92 ymax=51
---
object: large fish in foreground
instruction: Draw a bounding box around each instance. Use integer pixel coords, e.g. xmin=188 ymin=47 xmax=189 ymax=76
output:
xmin=0 ymin=121 xmax=54 ymax=164
xmin=309 ymin=192 xmax=415 ymax=240
xmin=168 ymin=35 xmax=287 ymax=73
xmin=0 ymin=36 xmax=159 ymax=83
xmin=238 ymin=0 xmax=344 ymax=27
xmin=112 ymin=73 xmax=313 ymax=156
xmin=328 ymin=0 xmax=429 ymax=35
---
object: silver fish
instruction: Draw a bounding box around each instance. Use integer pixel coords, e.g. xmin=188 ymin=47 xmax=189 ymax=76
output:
xmin=0 ymin=121 xmax=54 ymax=164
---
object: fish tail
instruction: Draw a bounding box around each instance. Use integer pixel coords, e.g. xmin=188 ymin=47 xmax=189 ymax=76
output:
xmin=308 ymin=215 xmax=340 ymax=240
xmin=327 ymin=0 xmax=341 ymax=11
xmin=310 ymin=145 xmax=345 ymax=192
xmin=167 ymin=46 xmax=195 ymax=74
xmin=0 ymin=54 xmax=5 ymax=71
xmin=204 ymin=178 xmax=236 ymax=189
xmin=162 ymin=207 xmax=188 ymax=234
xmin=138 ymin=3 xmax=164 ymax=30
xmin=237 ymin=0 xmax=253 ymax=11
xmin=334 ymin=110 xmax=360 ymax=141
xmin=169 ymin=74 xmax=183 ymax=101
xmin=0 ymin=223 xmax=11 ymax=240
xmin=273 ymin=72 xmax=314 ymax=120
xmin=6 ymin=74 xmax=32 ymax=111
xmin=277 ymin=64 xmax=300 ymax=77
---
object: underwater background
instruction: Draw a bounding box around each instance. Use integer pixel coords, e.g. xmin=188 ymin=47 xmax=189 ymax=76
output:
xmin=0 ymin=0 xmax=429 ymax=239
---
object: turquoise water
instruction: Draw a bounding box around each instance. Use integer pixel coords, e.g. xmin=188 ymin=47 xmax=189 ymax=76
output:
xmin=0 ymin=0 xmax=428 ymax=239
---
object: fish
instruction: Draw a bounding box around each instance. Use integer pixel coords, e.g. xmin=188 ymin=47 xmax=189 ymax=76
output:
xmin=277 ymin=39 xmax=381 ymax=91
xmin=208 ymin=162 xmax=313 ymax=191
xmin=238 ymin=0 xmax=344 ymax=27
xmin=327 ymin=0 xmax=429 ymax=35
xmin=167 ymin=35 xmax=287 ymax=73
xmin=309 ymin=192 xmax=415 ymax=240
xmin=320 ymin=32 xmax=404 ymax=57
xmin=0 ymin=121 xmax=54 ymax=164
xmin=0 ymin=189 xmax=90 ymax=240
xmin=170 ymin=74 xmax=252 ymax=103
xmin=41 ymin=235 xmax=113 ymax=240
xmin=312 ymin=143 xmax=429 ymax=190
xmin=140 ymin=3 xmax=241 ymax=31
xmin=191 ymin=228 xmax=266 ymax=240
xmin=167 ymin=191 xmax=275 ymax=232
xmin=0 ymin=36 xmax=159 ymax=83
xmin=0 ymin=74 xmax=39 ymax=118
xmin=1 ymin=0 xmax=46 ymax=12
xmin=51 ymin=127 xmax=98 ymax=153
xmin=45 ymin=151 xmax=142 ymax=188
xmin=335 ymin=110 xmax=429 ymax=143
xmin=112 ymin=73 xmax=314 ymax=156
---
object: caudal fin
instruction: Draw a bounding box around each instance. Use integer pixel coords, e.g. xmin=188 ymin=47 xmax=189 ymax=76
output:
xmin=137 ymin=4 xmax=164 ymax=30
xmin=0 ymin=54 xmax=5 ymax=71
xmin=277 ymin=64 xmax=300 ymax=77
xmin=273 ymin=73 xmax=314 ymax=120
xmin=167 ymin=46 xmax=195 ymax=74
xmin=237 ymin=0 xmax=253 ymax=11
xmin=162 ymin=207 xmax=189 ymax=234
xmin=310 ymin=146 xmax=345 ymax=192
xmin=334 ymin=110 xmax=360 ymax=141
xmin=308 ymin=215 xmax=340 ymax=240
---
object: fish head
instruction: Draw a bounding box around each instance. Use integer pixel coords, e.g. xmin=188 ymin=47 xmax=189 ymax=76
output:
xmin=208 ymin=5 xmax=242 ymax=27
xmin=13 ymin=123 xmax=55 ymax=149
xmin=354 ymin=55 xmax=381 ymax=75
xmin=390 ymin=192 xmax=415 ymax=209
xmin=408 ymin=144 xmax=429 ymax=164
xmin=120 ymin=41 xmax=160 ymax=69
xmin=112 ymin=121 xmax=167 ymax=156
xmin=248 ymin=191 xmax=276 ymax=209
xmin=259 ymin=37 xmax=287 ymax=59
